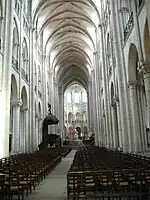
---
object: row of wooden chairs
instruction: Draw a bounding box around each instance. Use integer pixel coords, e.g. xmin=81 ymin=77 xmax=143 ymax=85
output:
xmin=67 ymin=146 xmax=150 ymax=200
xmin=0 ymin=147 xmax=71 ymax=200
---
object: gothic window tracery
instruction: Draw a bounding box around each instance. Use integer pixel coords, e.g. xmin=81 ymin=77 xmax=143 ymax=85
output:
xmin=67 ymin=92 xmax=71 ymax=103
xmin=82 ymin=91 xmax=87 ymax=102
xmin=74 ymin=91 xmax=80 ymax=103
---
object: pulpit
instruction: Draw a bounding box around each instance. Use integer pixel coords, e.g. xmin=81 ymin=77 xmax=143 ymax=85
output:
xmin=38 ymin=103 xmax=59 ymax=150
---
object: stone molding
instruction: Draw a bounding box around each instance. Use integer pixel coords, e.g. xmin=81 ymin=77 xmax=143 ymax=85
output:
xmin=138 ymin=60 xmax=150 ymax=73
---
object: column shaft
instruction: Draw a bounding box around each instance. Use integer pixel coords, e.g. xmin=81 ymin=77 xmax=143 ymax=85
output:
xmin=25 ymin=109 xmax=29 ymax=152
xmin=129 ymin=82 xmax=142 ymax=152
xmin=12 ymin=102 xmax=22 ymax=153
xmin=0 ymin=0 xmax=14 ymax=158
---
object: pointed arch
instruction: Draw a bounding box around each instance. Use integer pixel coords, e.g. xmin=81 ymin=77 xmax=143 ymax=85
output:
xmin=144 ymin=18 xmax=150 ymax=62
xmin=22 ymin=38 xmax=29 ymax=82
xmin=76 ymin=112 xmax=81 ymax=122
xmin=82 ymin=111 xmax=87 ymax=122
xmin=38 ymin=102 xmax=42 ymax=118
xmin=12 ymin=18 xmax=19 ymax=70
xmin=10 ymin=74 xmax=18 ymax=102
xmin=21 ymin=86 xmax=28 ymax=109
xmin=68 ymin=112 xmax=73 ymax=123
xmin=128 ymin=43 xmax=139 ymax=82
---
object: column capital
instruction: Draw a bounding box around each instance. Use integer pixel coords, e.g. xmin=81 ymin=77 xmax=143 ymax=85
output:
xmin=127 ymin=81 xmax=138 ymax=88
xmin=138 ymin=60 xmax=150 ymax=73
xmin=11 ymin=100 xmax=23 ymax=107
xmin=22 ymin=107 xmax=29 ymax=112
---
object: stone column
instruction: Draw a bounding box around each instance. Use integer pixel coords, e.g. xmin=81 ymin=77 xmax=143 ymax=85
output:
xmin=28 ymin=28 xmax=34 ymax=152
xmin=111 ymin=104 xmax=119 ymax=149
xmin=139 ymin=62 xmax=150 ymax=128
xmin=59 ymin=92 xmax=64 ymax=141
xmin=38 ymin=118 xmax=43 ymax=144
xmin=35 ymin=113 xmax=39 ymax=148
xmin=116 ymin=102 xmax=122 ymax=148
xmin=24 ymin=108 xmax=29 ymax=152
xmin=91 ymin=70 xmax=99 ymax=145
xmin=23 ymin=110 xmax=26 ymax=153
xmin=93 ymin=53 xmax=100 ymax=145
xmin=128 ymin=81 xmax=142 ymax=152
xmin=109 ymin=0 xmax=131 ymax=151
xmin=32 ymin=112 xmax=36 ymax=151
xmin=11 ymin=101 xmax=22 ymax=153
xmin=111 ymin=106 xmax=116 ymax=148
xmin=88 ymin=81 xmax=92 ymax=130
xmin=20 ymin=109 xmax=25 ymax=153
xmin=0 ymin=0 xmax=14 ymax=158
xmin=94 ymin=50 xmax=102 ymax=146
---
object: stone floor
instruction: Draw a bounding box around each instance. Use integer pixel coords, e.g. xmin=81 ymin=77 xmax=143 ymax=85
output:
xmin=24 ymin=150 xmax=76 ymax=200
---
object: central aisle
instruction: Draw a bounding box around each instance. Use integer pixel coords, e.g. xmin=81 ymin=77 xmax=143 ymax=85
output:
xmin=25 ymin=150 xmax=76 ymax=200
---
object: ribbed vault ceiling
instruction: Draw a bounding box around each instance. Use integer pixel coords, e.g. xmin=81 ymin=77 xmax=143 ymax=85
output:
xmin=33 ymin=0 xmax=101 ymax=89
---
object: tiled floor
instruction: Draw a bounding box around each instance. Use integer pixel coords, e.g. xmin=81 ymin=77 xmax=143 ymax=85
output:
xmin=24 ymin=150 xmax=76 ymax=200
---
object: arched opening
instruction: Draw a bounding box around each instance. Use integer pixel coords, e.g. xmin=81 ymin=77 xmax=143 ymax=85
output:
xmin=128 ymin=44 xmax=139 ymax=81
xmin=68 ymin=112 xmax=73 ymax=124
xmin=76 ymin=112 xmax=81 ymax=123
xmin=128 ymin=44 xmax=146 ymax=151
xmin=64 ymin=83 xmax=88 ymax=144
xmin=144 ymin=19 xmax=150 ymax=62
xmin=74 ymin=91 xmax=80 ymax=103
xmin=20 ymin=86 xmax=28 ymax=152
xmin=143 ymin=19 xmax=150 ymax=147
xmin=12 ymin=20 xmax=19 ymax=71
xmin=106 ymin=34 xmax=112 ymax=75
xmin=22 ymin=38 xmax=29 ymax=82
xmin=10 ymin=75 xmax=18 ymax=153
